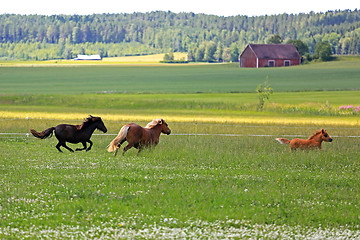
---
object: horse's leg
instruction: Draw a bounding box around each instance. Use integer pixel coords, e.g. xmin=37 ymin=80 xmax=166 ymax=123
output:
xmin=122 ymin=143 xmax=133 ymax=156
xmin=62 ymin=142 xmax=74 ymax=152
xmin=76 ymin=141 xmax=87 ymax=151
xmin=85 ymin=140 xmax=93 ymax=151
xmin=136 ymin=146 xmax=143 ymax=155
xmin=134 ymin=144 xmax=143 ymax=155
xmin=114 ymin=148 xmax=119 ymax=157
xmin=56 ymin=142 xmax=63 ymax=153
xmin=113 ymin=141 xmax=126 ymax=157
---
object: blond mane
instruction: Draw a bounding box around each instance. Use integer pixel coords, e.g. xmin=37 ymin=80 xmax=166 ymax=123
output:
xmin=145 ymin=119 xmax=162 ymax=129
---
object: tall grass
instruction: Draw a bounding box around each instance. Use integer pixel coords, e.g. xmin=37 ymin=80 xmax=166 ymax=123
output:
xmin=1 ymin=91 xmax=360 ymax=128
xmin=2 ymin=91 xmax=360 ymax=111
xmin=1 ymin=129 xmax=360 ymax=238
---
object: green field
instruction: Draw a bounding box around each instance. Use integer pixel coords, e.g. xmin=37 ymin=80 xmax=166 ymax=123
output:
xmin=1 ymin=90 xmax=360 ymax=129
xmin=1 ymin=60 xmax=360 ymax=238
xmin=1 ymin=125 xmax=360 ymax=238
xmin=1 ymin=59 xmax=360 ymax=94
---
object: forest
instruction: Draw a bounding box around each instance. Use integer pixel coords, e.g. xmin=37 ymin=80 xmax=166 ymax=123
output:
xmin=0 ymin=9 xmax=359 ymax=61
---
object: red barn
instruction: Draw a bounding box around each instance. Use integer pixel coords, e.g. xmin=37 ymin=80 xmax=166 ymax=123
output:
xmin=239 ymin=44 xmax=301 ymax=68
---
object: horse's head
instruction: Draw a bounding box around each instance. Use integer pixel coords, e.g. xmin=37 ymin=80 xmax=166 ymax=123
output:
xmin=145 ymin=118 xmax=171 ymax=135
xmin=320 ymin=129 xmax=332 ymax=142
xmin=158 ymin=118 xmax=171 ymax=135
xmin=89 ymin=115 xmax=107 ymax=133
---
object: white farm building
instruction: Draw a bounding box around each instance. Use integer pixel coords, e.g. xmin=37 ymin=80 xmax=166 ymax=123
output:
xmin=74 ymin=55 xmax=102 ymax=60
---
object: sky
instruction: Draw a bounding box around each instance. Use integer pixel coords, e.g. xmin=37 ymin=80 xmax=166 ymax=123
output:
xmin=1 ymin=0 xmax=358 ymax=17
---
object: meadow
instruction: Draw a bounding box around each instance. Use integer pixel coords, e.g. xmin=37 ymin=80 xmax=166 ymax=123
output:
xmin=1 ymin=59 xmax=360 ymax=238
xmin=1 ymin=124 xmax=360 ymax=238
xmin=1 ymin=58 xmax=360 ymax=94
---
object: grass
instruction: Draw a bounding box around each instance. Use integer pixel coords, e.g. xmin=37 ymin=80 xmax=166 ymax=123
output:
xmin=1 ymin=60 xmax=360 ymax=94
xmin=1 ymin=58 xmax=360 ymax=237
xmin=1 ymin=91 xmax=360 ymax=128
xmin=2 ymin=91 xmax=360 ymax=108
xmin=1 ymin=125 xmax=360 ymax=238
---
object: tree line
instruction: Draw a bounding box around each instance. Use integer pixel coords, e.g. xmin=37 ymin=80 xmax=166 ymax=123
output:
xmin=0 ymin=9 xmax=359 ymax=61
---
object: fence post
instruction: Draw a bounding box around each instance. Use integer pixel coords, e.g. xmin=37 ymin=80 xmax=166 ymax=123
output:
xmin=26 ymin=116 xmax=29 ymax=144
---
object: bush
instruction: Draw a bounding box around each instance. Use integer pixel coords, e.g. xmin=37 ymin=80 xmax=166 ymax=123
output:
xmin=160 ymin=60 xmax=189 ymax=64
xmin=314 ymin=42 xmax=332 ymax=61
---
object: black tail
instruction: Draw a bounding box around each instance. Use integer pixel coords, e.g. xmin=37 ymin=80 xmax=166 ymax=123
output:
xmin=30 ymin=127 xmax=55 ymax=139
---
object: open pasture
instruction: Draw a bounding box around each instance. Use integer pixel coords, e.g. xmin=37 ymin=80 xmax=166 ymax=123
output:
xmin=1 ymin=59 xmax=360 ymax=94
xmin=1 ymin=121 xmax=360 ymax=238
xmin=1 ymin=59 xmax=360 ymax=237
xmin=2 ymin=91 xmax=360 ymax=110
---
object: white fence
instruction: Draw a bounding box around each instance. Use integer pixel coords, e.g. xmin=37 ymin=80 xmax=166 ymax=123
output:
xmin=1 ymin=132 xmax=360 ymax=138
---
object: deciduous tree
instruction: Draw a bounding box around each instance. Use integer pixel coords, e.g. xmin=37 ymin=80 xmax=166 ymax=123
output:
xmin=314 ymin=41 xmax=332 ymax=61
xmin=267 ymin=34 xmax=283 ymax=44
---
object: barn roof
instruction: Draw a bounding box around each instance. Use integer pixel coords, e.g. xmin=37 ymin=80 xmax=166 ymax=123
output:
xmin=246 ymin=44 xmax=301 ymax=59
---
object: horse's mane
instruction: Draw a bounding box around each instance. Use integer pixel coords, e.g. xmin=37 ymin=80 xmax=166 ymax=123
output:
xmin=145 ymin=119 xmax=163 ymax=129
xmin=308 ymin=130 xmax=322 ymax=140
xmin=76 ymin=116 xmax=101 ymax=130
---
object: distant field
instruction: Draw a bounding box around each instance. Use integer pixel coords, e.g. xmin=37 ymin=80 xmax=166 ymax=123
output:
xmin=1 ymin=91 xmax=360 ymax=127
xmin=0 ymin=60 xmax=360 ymax=94
xmin=101 ymin=53 xmax=188 ymax=63
xmin=1 ymin=58 xmax=360 ymax=126
xmin=0 ymin=53 xmax=188 ymax=66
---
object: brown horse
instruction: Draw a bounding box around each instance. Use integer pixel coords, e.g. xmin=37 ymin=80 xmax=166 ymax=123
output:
xmin=30 ymin=115 xmax=107 ymax=152
xmin=276 ymin=129 xmax=332 ymax=150
xmin=107 ymin=118 xmax=171 ymax=156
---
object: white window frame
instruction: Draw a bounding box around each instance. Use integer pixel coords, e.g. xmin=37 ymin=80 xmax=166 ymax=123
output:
xmin=284 ymin=60 xmax=291 ymax=67
xmin=268 ymin=60 xmax=275 ymax=67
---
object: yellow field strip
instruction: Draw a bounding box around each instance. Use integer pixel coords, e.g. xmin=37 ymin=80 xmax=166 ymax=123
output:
xmin=1 ymin=111 xmax=359 ymax=126
xmin=0 ymin=53 xmax=190 ymax=66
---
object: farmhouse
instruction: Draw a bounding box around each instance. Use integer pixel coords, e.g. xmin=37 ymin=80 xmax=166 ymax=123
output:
xmin=239 ymin=44 xmax=301 ymax=68
xmin=74 ymin=54 xmax=102 ymax=60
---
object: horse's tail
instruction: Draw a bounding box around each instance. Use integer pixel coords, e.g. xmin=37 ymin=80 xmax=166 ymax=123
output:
xmin=30 ymin=127 xmax=55 ymax=139
xmin=107 ymin=126 xmax=129 ymax=152
xmin=275 ymin=138 xmax=291 ymax=145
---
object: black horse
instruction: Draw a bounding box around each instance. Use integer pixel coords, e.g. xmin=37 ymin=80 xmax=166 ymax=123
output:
xmin=30 ymin=115 xmax=107 ymax=152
